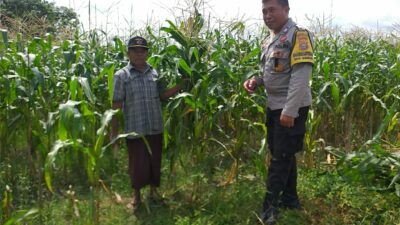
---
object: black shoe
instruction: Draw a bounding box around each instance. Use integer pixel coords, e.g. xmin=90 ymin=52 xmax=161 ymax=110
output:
xmin=278 ymin=200 xmax=302 ymax=210
xmin=260 ymin=207 xmax=279 ymax=225
xmin=279 ymin=195 xmax=302 ymax=210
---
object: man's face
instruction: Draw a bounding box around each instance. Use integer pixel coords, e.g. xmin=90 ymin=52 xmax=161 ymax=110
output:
xmin=128 ymin=47 xmax=148 ymax=67
xmin=262 ymin=0 xmax=289 ymax=34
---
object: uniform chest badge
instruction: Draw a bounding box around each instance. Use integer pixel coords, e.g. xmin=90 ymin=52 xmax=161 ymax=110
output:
xmin=280 ymin=35 xmax=287 ymax=43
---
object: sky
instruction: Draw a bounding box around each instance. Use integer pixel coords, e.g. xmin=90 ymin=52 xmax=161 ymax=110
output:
xmin=51 ymin=0 xmax=400 ymax=35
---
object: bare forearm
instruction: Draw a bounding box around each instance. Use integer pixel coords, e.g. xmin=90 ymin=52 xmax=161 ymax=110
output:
xmin=112 ymin=101 xmax=123 ymax=137
xmin=112 ymin=116 xmax=119 ymax=137
xmin=160 ymin=84 xmax=182 ymax=100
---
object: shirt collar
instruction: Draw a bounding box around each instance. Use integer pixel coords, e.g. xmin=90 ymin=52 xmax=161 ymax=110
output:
xmin=279 ymin=18 xmax=296 ymax=35
xmin=126 ymin=62 xmax=151 ymax=74
xmin=270 ymin=18 xmax=296 ymax=44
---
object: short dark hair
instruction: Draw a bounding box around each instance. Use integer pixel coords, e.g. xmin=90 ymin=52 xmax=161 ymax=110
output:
xmin=262 ymin=0 xmax=289 ymax=7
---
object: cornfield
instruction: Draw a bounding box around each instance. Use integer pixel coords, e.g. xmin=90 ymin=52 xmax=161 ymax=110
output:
xmin=0 ymin=10 xmax=399 ymax=224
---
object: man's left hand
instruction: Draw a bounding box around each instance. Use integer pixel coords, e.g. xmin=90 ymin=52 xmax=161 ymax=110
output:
xmin=280 ymin=114 xmax=295 ymax=127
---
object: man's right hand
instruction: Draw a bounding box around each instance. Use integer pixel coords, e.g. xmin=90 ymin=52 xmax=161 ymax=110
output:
xmin=111 ymin=125 xmax=118 ymax=140
xmin=243 ymin=78 xmax=258 ymax=94
xmin=111 ymin=101 xmax=123 ymax=157
xmin=110 ymin=125 xmax=119 ymax=153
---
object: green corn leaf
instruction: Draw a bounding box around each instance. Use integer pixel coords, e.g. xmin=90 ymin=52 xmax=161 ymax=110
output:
xmin=189 ymin=47 xmax=200 ymax=63
xmin=322 ymin=61 xmax=330 ymax=80
xmin=69 ymin=76 xmax=78 ymax=101
xmin=387 ymin=112 xmax=399 ymax=133
xmin=45 ymin=140 xmax=73 ymax=192
xmin=94 ymin=109 xmax=118 ymax=157
xmin=58 ymin=101 xmax=81 ymax=141
xmin=78 ymin=77 xmax=95 ymax=104
xmin=4 ymin=208 xmax=39 ymax=225
xmin=259 ymin=138 xmax=267 ymax=155
xmin=241 ymin=48 xmax=260 ymax=64
xmin=365 ymin=102 xmax=399 ymax=145
xmin=369 ymin=91 xmax=387 ymax=111
xmin=105 ymin=64 xmax=115 ymax=106
xmin=330 ymin=81 xmax=340 ymax=108
xmin=1 ymin=29 xmax=9 ymax=47
xmin=102 ymin=132 xmax=151 ymax=156
xmin=178 ymin=58 xmax=192 ymax=76
xmin=388 ymin=173 xmax=400 ymax=189
xmin=31 ymin=67 xmax=44 ymax=90
xmin=340 ymin=83 xmax=362 ymax=110
xmin=161 ymin=20 xmax=188 ymax=47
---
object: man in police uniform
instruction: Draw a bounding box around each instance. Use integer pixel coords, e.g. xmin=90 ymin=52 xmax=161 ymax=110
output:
xmin=243 ymin=0 xmax=313 ymax=223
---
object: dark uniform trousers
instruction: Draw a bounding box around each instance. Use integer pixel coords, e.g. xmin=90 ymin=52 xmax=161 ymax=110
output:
xmin=263 ymin=106 xmax=309 ymax=210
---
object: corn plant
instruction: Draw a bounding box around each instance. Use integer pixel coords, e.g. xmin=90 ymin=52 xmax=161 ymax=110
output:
xmin=1 ymin=9 xmax=400 ymax=224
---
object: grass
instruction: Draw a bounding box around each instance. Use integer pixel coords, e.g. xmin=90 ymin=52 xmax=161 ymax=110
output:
xmin=19 ymin=149 xmax=400 ymax=225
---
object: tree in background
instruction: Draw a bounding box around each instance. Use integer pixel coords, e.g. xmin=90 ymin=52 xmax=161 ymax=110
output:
xmin=0 ymin=0 xmax=79 ymax=37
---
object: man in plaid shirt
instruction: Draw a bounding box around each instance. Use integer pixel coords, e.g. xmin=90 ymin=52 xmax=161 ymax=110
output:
xmin=112 ymin=36 xmax=181 ymax=212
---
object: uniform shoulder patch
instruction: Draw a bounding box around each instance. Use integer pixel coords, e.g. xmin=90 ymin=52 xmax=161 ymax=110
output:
xmin=290 ymin=29 xmax=314 ymax=66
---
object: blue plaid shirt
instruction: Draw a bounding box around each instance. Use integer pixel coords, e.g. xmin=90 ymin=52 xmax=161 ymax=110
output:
xmin=113 ymin=62 xmax=165 ymax=137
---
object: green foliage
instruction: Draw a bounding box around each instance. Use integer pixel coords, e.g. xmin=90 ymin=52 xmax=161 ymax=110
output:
xmin=299 ymin=169 xmax=400 ymax=225
xmin=4 ymin=208 xmax=38 ymax=225
xmin=9 ymin=166 xmax=400 ymax=225
xmin=312 ymin=36 xmax=400 ymax=150
xmin=0 ymin=9 xmax=399 ymax=225
xmin=335 ymin=145 xmax=400 ymax=196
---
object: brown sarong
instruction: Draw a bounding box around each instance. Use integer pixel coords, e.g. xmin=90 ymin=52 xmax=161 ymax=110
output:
xmin=126 ymin=133 xmax=163 ymax=190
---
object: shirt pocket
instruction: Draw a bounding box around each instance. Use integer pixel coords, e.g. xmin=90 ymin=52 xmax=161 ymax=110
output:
xmin=144 ymin=75 xmax=159 ymax=99
xmin=267 ymin=50 xmax=291 ymax=74
xmin=124 ymin=75 xmax=141 ymax=99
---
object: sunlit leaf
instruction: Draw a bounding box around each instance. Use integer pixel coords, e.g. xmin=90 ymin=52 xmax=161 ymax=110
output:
xmin=45 ymin=140 xmax=73 ymax=192
xmin=4 ymin=208 xmax=39 ymax=225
